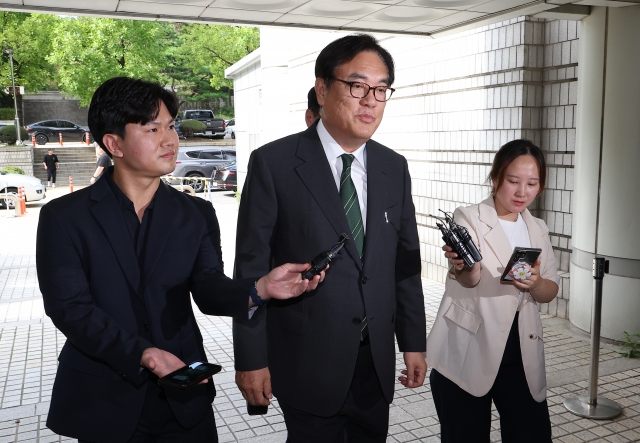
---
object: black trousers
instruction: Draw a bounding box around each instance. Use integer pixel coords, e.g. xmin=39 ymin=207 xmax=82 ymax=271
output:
xmin=430 ymin=312 xmax=552 ymax=443
xmin=79 ymin=380 xmax=217 ymax=443
xmin=47 ymin=169 xmax=57 ymax=183
xmin=281 ymin=339 xmax=389 ymax=443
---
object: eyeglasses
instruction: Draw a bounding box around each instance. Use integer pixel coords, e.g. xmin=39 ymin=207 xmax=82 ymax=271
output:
xmin=331 ymin=77 xmax=395 ymax=102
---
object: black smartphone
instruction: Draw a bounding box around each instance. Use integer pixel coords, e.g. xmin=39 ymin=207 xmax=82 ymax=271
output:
xmin=247 ymin=401 xmax=268 ymax=415
xmin=158 ymin=362 xmax=222 ymax=389
xmin=500 ymin=247 xmax=542 ymax=283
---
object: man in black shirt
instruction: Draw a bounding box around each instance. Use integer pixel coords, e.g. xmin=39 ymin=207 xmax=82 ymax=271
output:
xmin=42 ymin=148 xmax=59 ymax=187
xmin=90 ymin=146 xmax=111 ymax=184
xmin=36 ymin=77 xmax=325 ymax=443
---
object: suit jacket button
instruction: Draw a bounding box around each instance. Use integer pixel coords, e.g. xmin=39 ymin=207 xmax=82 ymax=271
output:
xmin=529 ymin=333 xmax=537 ymax=339
xmin=143 ymin=324 xmax=150 ymax=331
xmin=352 ymin=317 xmax=362 ymax=325
xmin=361 ymin=277 xmax=368 ymax=284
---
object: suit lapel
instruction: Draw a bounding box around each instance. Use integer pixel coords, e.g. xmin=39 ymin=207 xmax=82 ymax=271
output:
xmin=89 ymin=178 xmax=141 ymax=294
xmin=363 ymin=142 xmax=388 ymax=262
xmin=294 ymin=125 xmax=362 ymax=269
xmin=521 ymin=209 xmax=545 ymax=249
xmin=142 ymin=182 xmax=178 ymax=287
xmin=478 ymin=198 xmax=513 ymax=268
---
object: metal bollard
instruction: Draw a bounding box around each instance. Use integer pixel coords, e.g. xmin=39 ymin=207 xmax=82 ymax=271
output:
xmin=564 ymin=257 xmax=623 ymax=419
xmin=69 ymin=175 xmax=74 ymax=193
xmin=59 ymin=132 xmax=63 ymax=146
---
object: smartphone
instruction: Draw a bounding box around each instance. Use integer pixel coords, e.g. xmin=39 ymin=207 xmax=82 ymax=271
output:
xmin=500 ymin=247 xmax=542 ymax=283
xmin=247 ymin=401 xmax=269 ymax=415
xmin=158 ymin=361 xmax=222 ymax=389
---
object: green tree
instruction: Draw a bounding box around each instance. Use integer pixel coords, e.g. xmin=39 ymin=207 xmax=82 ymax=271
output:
xmin=176 ymin=24 xmax=259 ymax=90
xmin=0 ymin=12 xmax=58 ymax=93
xmin=48 ymin=17 xmax=170 ymax=106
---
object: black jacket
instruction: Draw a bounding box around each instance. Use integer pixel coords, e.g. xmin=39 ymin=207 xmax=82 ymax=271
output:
xmin=36 ymin=175 xmax=253 ymax=442
xmin=233 ymin=123 xmax=426 ymax=416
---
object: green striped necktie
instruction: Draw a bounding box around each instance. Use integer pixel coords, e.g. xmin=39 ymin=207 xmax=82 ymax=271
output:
xmin=339 ymin=153 xmax=368 ymax=340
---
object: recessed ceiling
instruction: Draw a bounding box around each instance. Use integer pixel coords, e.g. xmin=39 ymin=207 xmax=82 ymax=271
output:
xmin=1 ymin=0 xmax=636 ymax=36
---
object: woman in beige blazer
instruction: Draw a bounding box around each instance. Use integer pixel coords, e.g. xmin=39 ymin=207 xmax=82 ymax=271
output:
xmin=427 ymin=140 xmax=559 ymax=443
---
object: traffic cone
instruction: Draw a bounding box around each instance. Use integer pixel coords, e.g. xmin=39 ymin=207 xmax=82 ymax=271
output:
xmin=59 ymin=132 xmax=63 ymax=146
xmin=69 ymin=175 xmax=73 ymax=193
xmin=31 ymin=133 xmax=36 ymax=147
xmin=18 ymin=186 xmax=26 ymax=214
xmin=85 ymin=132 xmax=91 ymax=146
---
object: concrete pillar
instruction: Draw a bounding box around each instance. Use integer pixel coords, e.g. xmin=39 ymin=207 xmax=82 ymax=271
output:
xmin=571 ymin=6 xmax=640 ymax=340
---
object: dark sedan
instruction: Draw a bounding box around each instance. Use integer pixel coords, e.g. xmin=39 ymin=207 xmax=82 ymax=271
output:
xmin=210 ymin=160 xmax=237 ymax=191
xmin=25 ymin=120 xmax=93 ymax=145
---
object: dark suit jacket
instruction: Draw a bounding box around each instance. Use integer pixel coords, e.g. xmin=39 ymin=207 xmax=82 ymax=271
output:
xmin=36 ymin=175 xmax=253 ymax=443
xmin=233 ymin=123 xmax=426 ymax=416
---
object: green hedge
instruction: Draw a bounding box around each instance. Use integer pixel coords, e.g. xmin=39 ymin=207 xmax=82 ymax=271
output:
xmin=0 ymin=108 xmax=15 ymax=120
xmin=0 ymin=125 xmax=29 ymax=145
xmin=179 ymin=119 xmax=206 ymax=138
xmin=1 ymin=166 xmax=25 ymax=175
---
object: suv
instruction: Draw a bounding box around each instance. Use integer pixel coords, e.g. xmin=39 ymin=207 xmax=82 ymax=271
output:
xmin=167 ymin=146 xmax=236 ymax=192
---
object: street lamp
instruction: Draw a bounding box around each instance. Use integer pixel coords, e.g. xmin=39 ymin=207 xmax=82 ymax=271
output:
xmin=4 ymin=49 xmax=23 ymax=145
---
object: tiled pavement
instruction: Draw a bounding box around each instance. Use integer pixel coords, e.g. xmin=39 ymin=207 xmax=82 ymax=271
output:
xmin=1 ymin=188 xmax=639 ymax=442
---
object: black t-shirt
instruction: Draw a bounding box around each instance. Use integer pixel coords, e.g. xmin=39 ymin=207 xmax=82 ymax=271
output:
xmin=43 ymin=154 xmax=59 ymax=169
xmin=95 ymin=154 xmax=112 ymax=179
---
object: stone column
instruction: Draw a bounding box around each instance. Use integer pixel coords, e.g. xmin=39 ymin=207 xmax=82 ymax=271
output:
xmin=571 ymin=5 xmax=640 ymax=340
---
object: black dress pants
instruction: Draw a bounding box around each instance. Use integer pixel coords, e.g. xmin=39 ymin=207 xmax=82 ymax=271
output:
xmin=47 ymin=169 xmax=56 ymax=183
xmin=430 ymin=312 xmax=552 ymax=443
xmin=281 ymin=339 xmax=389 ymax=443
xmin=79 ymin=380 xmax=217 ymax=443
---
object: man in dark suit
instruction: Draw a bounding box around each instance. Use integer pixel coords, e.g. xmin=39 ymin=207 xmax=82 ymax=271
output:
xmin=233 ymin=34 xmax=427 ymax=442
xmin=36 ymin=77 xmax=324 ymax=443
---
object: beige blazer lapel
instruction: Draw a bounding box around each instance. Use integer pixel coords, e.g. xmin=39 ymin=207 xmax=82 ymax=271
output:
xmin=477 ymin=198 xmax=512 ymax=268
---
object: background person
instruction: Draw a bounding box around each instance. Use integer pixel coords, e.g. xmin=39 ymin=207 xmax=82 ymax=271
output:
xmin=427 ymin=139 xmax=559 ymax=443
xmin=233 ymin=34 xmax=427 ymax=443
xmin=305 ymin=86 xmax=321 ymax=127
xmin=90 ymin=145 xmax=111 ymax=184
xmin=43 ymin=148 xmax=59 ymax=187
xmin=36 ymin=77 xmax=325 ymax=443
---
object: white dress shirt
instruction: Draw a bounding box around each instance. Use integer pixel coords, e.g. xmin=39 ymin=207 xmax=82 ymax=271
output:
xmin=316 ymin=119 xmax=368 ymax=233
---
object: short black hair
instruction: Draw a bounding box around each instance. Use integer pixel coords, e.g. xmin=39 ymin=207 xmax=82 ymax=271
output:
xmin=307 ymin=87 xmax=320 ymax=118
xmin=88 ymin=77 xmax=179 ymax=158
xmin=315 ymin=34 xmax=395 ymax=88
xmin=488 ymin=139 xmax=547 ymax=196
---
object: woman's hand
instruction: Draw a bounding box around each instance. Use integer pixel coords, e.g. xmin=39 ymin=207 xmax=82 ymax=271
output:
xmin=443 ymin=244 xmax=465 ymax=271
xmin=510 ymin=259 xmax=542 ymax=292
xmin=443 ymin=244 xmax=480 ymax=287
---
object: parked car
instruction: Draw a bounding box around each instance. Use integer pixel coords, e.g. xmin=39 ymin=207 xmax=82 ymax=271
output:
xmin=225 ymin=119 xmax=235 ymax=139
xmin=25 ymin=120 xmax=93 ymax=145
xmin=210 ymin=160 xmax=237 ymax=191
xmin=176 ymin=110 xmax=226 ymax=139
xmin=0 ymin=171 xmax=46 ymax=208
xmin=166 ymin=146 xmax=236 ymax=192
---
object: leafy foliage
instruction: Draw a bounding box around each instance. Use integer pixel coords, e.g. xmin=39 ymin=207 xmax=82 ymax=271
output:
xmin=0 ymin=108 xmax=14 ymax=119
xmin=0 ymin=125 xmax=28 ymax=144
xmin=620 ymin=332 xmax=640 ymax=358
xmin=48 ymin=17 xmax=169 ymax=106
xmin=1 ymin=165 xmax=25 ymax=174
xmin=0 ymin=13 xmax=258 ymax=112
xmin=178 ymin=119 xmax=206 ymax=138
xmin=0 ymin=12 xmax=58 ymax=93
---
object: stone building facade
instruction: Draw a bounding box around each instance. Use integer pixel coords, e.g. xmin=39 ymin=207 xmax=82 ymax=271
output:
xmin=228 ymin=18 xmax=580 ymax=319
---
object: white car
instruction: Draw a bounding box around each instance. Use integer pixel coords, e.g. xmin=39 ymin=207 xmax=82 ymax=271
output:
xmin=225 ymin=119 xmax=235 ymax=139
xmin=0 ymin=171 xmax=46 ymax=208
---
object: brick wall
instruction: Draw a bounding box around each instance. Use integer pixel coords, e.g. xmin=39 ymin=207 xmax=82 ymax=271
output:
xmin=0 ymin=147 xmax=34 ymax=176
xmin=536 ymin=19 xmax=579 ymax=319
xmin=22 ymin=92 xmax=89 ymax=126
